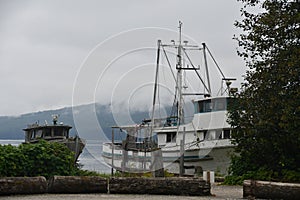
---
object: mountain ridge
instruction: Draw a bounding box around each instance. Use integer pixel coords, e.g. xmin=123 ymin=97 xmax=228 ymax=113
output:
xmin=0 ymin=103 xmax=151 ymax=140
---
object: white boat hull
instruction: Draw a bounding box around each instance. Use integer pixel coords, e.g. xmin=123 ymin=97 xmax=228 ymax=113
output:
xmin=102 ymin=140 xmax=234 ymax=175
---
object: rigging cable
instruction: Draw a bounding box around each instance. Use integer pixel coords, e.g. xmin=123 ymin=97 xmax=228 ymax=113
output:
xmin=161 ymin=45 xmax=176 ymax=83
xmin=182 ymin=48 xmax=210 ymax=94
xmin=206 ymin=45 xmax=226 ymax=79
xmin=161 ymin=44 xmax=178 ymax=121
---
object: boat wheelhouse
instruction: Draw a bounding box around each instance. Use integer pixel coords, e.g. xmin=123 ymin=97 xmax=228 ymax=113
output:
xmin=23 ymin=115 xmax=85 ymax=161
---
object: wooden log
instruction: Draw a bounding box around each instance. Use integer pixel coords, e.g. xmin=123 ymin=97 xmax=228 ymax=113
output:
xmin=0 ymin=176 xmax=47 ymax=195
xmin=109 ymin=177 xmax=211 ymax=196
xmin=48 ymin=176 xmax=107 ymax=193
xmin=243 ymin=180 xmax=300 ymax=200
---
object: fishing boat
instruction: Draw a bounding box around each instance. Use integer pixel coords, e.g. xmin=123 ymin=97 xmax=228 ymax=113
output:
xmin=102 ymin=22 xmax=237 ymax=175
xmin=23 ymin=115 xmax=86 ymax=161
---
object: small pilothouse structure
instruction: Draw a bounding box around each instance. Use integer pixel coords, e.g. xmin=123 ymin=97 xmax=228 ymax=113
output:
xmin=157 ymin=96 xmax=232 ymax=148
xmin=192 ymin=96 xmax=232 ymax=141
xmin=23 ymin=115 xmax=85 ymax=161
xmin=24 ymin=116 xmax=71 ymax=143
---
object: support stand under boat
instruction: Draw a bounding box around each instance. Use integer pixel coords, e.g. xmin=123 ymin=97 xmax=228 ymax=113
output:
xmin=111 ymin=128 xmax=114 ymax=177
xmin=151 ymin=148 xmax=164 ymax=177
xmin=179 ymin=127 xmax=186 ymax=176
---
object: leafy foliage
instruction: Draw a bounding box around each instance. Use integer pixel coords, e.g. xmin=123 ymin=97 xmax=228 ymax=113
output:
xmin=226 ymin=0 xmax=300 ymax=184
xmin=0 ymin=140 xmax=176 ymax=179
xmin=0 ymin=140 xmax=78 ymax=178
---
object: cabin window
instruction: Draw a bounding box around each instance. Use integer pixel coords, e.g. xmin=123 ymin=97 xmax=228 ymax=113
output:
xmin=203 ymin=131 xmax=207 ymax=140
xmin=35 ymin=130 xmax=43 ymax=138
xmin=194 ymin=102 xmax=199 ymax=113
xmin=198 ymin=101 xmax=203 ymax=113
xmin=44 ymin=128 xmax=51 ymax=137
xmin=197 ymin=99 xmax=212 ymax=113
xmin=195 ymin=97 xmax=230 ymax=113
xmin=196 ymin=130 xmax=207 ymax=141
xmin=213 ymin=98 xmax=227 ymax=111
xmin=166 ymin=132 xmax=176 ymax=143
xmin=223 ymin=129 xmax=231 ymax=139
xmin=207 ymin=130 xmax=215 ymax=140
xmin=64 ymin=129 xmax=69 ymax=138
xmin=216 ymin=129 xmax=222 ymax=139
xmin=53 ymin=128 xmax=63 ymax=136
xmin=204 ymin=100 xmax=212 ymax=112
xmin=30 ymin=131 xmax=35 ymax=139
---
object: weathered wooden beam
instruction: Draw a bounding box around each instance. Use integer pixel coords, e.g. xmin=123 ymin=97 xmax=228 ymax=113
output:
xmin=0 ymin=176 xmax=211 ymax=196
xmin=151 ymin=149 xmax=164 ymax=177
xmin=243 ymin=180 xmax=300 ymax=200
xmin=109 ymin=177 xmax=211 ymax=196
xmin=48 ymin=176 xmax=108 ymax=193
xmin=0 ymin=176 xmax=47 ymax=195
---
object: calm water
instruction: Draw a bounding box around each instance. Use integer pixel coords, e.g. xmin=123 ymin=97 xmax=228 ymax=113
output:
xmin=0 ymin=139 xmax=111 ymax=174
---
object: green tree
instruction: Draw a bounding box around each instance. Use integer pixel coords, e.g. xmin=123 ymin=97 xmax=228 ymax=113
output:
xmin=0 ymin=140 xmax=78 ymax=178
xmin=227 ymin=0 xmax=300 ymax=183
xmin=19 ymin=140 xmax=77 ymax=178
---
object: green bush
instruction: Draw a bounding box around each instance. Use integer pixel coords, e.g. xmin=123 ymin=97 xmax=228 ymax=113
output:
xmin=224 ymin=155 xmax=300 ymax=185
xmin=0 ymin=144 xmax=26 ymax=177
xmin=0 ymin=140 xmax=78 ymax=178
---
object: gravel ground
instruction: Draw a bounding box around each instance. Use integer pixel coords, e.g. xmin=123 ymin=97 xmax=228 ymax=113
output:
xmin=0 ymin=184 xmax=243 ymax=200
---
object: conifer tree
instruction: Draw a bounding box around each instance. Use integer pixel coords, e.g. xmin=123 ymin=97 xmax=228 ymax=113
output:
xmin=228 ymin=0 xmax=300 ymax=182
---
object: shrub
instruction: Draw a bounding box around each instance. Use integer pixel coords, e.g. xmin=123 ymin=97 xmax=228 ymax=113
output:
xmin=0 ymin=140 xmax=77 ymax=178
xmin=224 ymin=155 xmax=300 ymax=185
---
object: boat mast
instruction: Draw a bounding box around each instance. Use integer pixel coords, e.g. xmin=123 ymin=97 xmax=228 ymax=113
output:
xmin=176 ymin=21 xmax=184 ymax=125
xmin=149 ymin=40 xmax=161 ymax=143
xmin=151 ymin=21 xmax=219 ymax=129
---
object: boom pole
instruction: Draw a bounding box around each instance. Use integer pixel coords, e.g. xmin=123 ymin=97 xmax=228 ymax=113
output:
xmin=202 ymin=43 xmax=211 ymax=95
xmin=150 ymin=40 xmax=161 ymax=141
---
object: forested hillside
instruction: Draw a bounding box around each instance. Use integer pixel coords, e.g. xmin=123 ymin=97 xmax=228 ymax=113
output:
xmin=0 ymin=104 xmax=151 ymax=140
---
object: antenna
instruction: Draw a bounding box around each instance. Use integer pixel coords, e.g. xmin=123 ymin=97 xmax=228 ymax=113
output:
xmin=178 ymin=20 xmax=183 ymax=45
xmin=52 ymin=114 xmax=59 ymax=125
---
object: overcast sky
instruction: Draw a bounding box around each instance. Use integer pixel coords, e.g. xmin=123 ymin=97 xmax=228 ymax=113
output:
xmin=0 ymin=0 xmax=246 ymax=116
